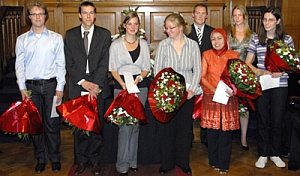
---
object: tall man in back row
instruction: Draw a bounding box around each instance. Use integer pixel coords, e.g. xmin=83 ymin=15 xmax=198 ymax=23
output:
xmin=187 ymin=3 xmax=214 ymax=147
xmin=64 ymin=1 xmax=111 ymax=175
xmin=15 ymin=0 xmax=66 ymax=174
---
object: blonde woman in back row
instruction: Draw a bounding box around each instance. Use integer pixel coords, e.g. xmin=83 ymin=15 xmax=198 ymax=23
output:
xmin=227 ymin=5 xmax=256 ymax=151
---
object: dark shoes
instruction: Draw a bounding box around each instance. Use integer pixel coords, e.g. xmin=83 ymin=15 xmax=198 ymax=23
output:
xmin=35 ymin=163 xmax=45 ymax=174
xmin=281 ymin=153 xmax=290 ymax=159
xmin=119 ymin=172 xmax=128 ymax=176
xmin=159 ymin=167 xmax=173 ymax=174
xmin=92 ymin=163 xmax=101 ymax=175
xmin=52 ymin=162 xmax=61 ymax=172
xmin=74 ymin=163 xmax=87 ymax=175
xmin=129 ymin=167 xmax=138 ymax=172
xmin=182 ymin=167 xmax=192 ymax=174
xmin=241 ymin=144 xmax=250 ymax=151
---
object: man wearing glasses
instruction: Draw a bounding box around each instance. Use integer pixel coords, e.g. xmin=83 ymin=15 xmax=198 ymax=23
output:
xmin=15 ymin=0 xmax=66 ymax=174
xmin=64 ymin=1 xmax=111 ymax=175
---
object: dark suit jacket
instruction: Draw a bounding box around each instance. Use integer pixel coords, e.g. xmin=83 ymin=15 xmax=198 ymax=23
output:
xmin=64 ymin=25 xmax=111 ymax=100
xmin=187 ymin=24 xmax=214 ymax=54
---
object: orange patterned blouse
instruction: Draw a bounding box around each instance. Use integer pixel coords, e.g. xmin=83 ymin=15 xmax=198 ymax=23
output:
xmin=200 ymin=49 xmax=240 ymax=131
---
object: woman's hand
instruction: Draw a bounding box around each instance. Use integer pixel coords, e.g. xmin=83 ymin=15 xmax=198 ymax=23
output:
xmin=271 ymin=72 xmax=284 ymax=78
xmin=187 ymin=90 xmax=195 ymax=100
xmin=225 ymin=89 xmax=234 ymax=97
xmin=255 ymin=68 xmax=270 ymax=76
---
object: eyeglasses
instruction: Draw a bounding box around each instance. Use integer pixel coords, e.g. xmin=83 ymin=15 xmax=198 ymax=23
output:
xmin=164 ymin=26 xmax=177 ymax=31
xmin=262 ymin=18 xmax=276 ymax=23
xmin=30 ymin=13 xmax=45 ymax=17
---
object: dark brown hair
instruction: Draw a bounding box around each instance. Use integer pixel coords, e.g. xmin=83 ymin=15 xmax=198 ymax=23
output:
xmin=258 ymin=7 xmax=285 ymax=45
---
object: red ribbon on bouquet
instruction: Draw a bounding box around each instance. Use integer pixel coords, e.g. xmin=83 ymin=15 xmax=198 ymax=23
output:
xmin=104 ymin=89 xmax=147 ymax=124
xmin=148 ymin=67 xmax=187 ymax=123
xmin=192 ymin=95 xmax=202 ymax=119
xmin=221 ymin=59 xmax=262 ymax=111
xmin=265 ymin=39 xmax=300 ymax=73
xmin=0 ymin=99 xmax=44 ymax=134
xmin=57 ymin=95 xmax=101 ymax=134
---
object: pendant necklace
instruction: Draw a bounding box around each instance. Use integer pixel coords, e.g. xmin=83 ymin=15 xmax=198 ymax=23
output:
xmin=124 ymin=36 xmax=137 ymax=44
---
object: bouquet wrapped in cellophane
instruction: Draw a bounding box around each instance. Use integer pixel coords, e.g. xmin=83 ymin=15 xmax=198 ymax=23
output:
xmin=221 ymin=59 xmax=262 ymax=112
xmin=0 ymin=98 xmax=44 ymax=140
xmin=57 ymin=94 xmax=100 ymax=136
xmin=148 ymin=67 xmax=187 ymax=123
xmin=104 ymin=89 xmax=147 ymax=126
xmin=265 ymin=39 xmax=300 ymax=73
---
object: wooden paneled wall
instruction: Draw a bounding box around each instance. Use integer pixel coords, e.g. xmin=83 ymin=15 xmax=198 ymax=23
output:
xmin=0 ymin=0 xmax=299 ymax=50
xmin=42 ymin=2 xmax=225 ymax=46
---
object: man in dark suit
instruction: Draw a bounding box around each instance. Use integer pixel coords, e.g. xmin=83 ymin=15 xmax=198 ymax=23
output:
xmin=64 ymin=1 xmax=111 ymax=175
xmin=187 ymin=3 xmax=214 ymax=147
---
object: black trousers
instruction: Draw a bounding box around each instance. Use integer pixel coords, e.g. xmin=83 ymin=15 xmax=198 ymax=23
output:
xmin=74 ymin=95 xmax=105 ymax=164
xmin=288 ymin=111 xmax=300 ymax=170
xmin=207 ymin=123 xmax=233 ymax=170
xmin=27 ymin=81 xmax=61 ymax=164
xmin=158 ymin=97 xmax=194 ymax=170
xmin=256 ymin=87 xmax=288 ymax=156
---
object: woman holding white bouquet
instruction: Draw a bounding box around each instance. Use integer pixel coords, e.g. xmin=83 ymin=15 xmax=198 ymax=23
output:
xmin=154 ymin=13 xmax=202 ymax=175
xmin=108 ymin=11 xmax=150 ymax=176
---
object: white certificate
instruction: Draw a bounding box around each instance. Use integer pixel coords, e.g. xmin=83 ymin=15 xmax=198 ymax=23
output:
xmin=51 ymin=96 xmax=62 ymax=118
xmin=123 ymin=71 xmax=140 ymax=93
xmin=259 ymin=74 xmax=280 ymax=91
xmin=212 ymin=81 xmax=233 ymax=105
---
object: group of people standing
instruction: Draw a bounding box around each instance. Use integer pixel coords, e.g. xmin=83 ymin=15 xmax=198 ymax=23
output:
xmin=13 ymin=0 xmax=299 ymax=176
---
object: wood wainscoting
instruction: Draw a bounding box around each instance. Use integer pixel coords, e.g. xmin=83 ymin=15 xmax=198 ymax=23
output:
xmin=43 ymin=2 xmax=225 ymax=45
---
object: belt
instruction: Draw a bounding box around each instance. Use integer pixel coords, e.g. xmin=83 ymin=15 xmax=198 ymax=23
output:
xmin=25 ymin=77 xmax=56 ymax=85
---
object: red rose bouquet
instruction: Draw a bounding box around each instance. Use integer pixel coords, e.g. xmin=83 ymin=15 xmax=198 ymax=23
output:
xmin=265 ymin=39 xmax=300 ymax=73
xmin=221 ymin=59 xmax=262 ymax=111
xmin=57 ymin=94 xmax=100 ymax=136
xmin=148 ymin=67 xmax=187 ymax=123
xmin=104 ymin=89 xmax=147 ymax=126
xmin=0 ymin=98 xmax=44 ymax=140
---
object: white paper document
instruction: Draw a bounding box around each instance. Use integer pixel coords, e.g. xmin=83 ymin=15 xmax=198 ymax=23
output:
xmin=123 ymin=71 xmax=140 ymax=93
xmin=212 ymin=81 xmax=233 ymax=105
xmin=51 ymin=96 xmax=62 ymax=118
xmin=259 ymin=74 xmax=280 ymax=91
xmin=81 ymin=91 xmax=89 ymax=96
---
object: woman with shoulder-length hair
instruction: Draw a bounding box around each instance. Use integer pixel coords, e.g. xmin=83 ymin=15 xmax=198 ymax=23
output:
xmin=154 ymin=13 xmax=202 ymax=175
xmin=109 ymin=11 xmax=150 ymax=176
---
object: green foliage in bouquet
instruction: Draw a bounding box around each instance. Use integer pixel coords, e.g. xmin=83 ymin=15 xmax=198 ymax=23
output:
xmin=106 ymin=107 xmax=139 ymax=127
xmin=64 ymin=120 xmax=90 ymax=136
xmin=228 ymin=60 xmax=259 ymax=94
xmin=269 ymin=40 xmax=300 ymax=72
xmin=152 ymin=72 xmax=185 ymax=113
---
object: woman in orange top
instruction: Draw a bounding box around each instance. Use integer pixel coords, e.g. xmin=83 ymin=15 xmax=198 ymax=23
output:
xmin=201 ymin=28 xmax=240 ymax=175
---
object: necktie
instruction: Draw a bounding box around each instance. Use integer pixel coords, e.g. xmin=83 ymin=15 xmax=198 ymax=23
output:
xmin=197 ymin=28 xmax=202 ymax=45
xmin=84 ymin=31 xmax=90 ymax=74
xmin=83 ymin=31 xmax=89 ymax=55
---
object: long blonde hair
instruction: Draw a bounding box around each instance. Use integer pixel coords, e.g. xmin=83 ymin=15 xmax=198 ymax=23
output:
xmin=230 ymin=5 xmax=251 ymax=38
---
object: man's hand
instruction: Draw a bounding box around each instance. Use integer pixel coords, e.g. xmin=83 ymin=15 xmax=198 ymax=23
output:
xmin=55 ymin=91 xmax=63 ymax=104
xmin=81 ymin=80 xmax=99 ymax=95
xmin=20 ymin=89 xmax=30 ymax=100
